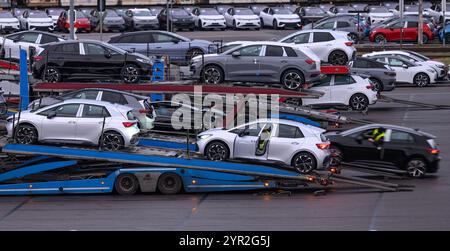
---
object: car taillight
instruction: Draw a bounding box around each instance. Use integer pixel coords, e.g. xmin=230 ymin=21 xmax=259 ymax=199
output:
xmin=316 ymin=143 xmax=330 ymax=150
xmin=122 ymin=122 xmax=136 ymax=127
xmin=34 ymin=56 xmax=43 ymax=62
xmin=427 ymin=148 xmax=440 ymax=154
xmin=305 ymin=59 xmax=315 ymax=65
xmin=139 ymin=109 xmax=149 ymax=113
xmin=279 ymin=97 xmax=287 ymax=103
xmin=366 ymin=84 xmax=374 ymax=89
xmin=345 ymin=41 xmax=353 ymax=46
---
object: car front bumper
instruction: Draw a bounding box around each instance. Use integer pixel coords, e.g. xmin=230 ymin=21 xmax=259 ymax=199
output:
xmin=277 ymin=20 xmax=301 ymax=28
xmin=103 ymin=23 xmax=125 ymax=30
xmin=172 ymin=21 xmax=195 ymax=29
xmin=134 ymin=22 xmax=159 ymax=29
xmin=0 ymin=24 xmax=20 ymax=32
xmin=235 ymin=20 xmax=260 ymax=28
xmin=29 ymin=24 xmax=54 ymax=31
xmin=200 ymin=20 xmax=226 ymax=29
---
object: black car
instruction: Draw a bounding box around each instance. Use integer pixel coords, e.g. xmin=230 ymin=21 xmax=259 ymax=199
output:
xmin=326 ymin=124 xmax=441 ymax=178
xmin=32 ymin=40 xmax=153 ymax=83
xmin=158 ymin=8 xmax=195 ymax=31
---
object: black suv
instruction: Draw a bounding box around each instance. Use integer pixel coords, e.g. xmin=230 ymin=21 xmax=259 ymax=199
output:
xmin=32 ymin=40 xmax=153 ymax=83
xmin=326 ymin=124 xmax=440 ymax=178
xmin=158 ymin=8 xmax=195 ymax=31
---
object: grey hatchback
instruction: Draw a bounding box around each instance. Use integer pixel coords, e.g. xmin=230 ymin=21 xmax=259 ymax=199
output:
xmin=348 ymin=57 xmax=396 ymax=92
xmin=190 ymin=42 xmax=321 ymax=90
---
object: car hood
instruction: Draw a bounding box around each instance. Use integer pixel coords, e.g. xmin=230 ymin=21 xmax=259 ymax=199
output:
xmin=27 ymin=17 xmax=53 ymax=23
xmin=134 ymin=16 xmax=157 ymax=21
xmin=199 ymin=15 xmax=225 ymax=20
xmin=0 ymin=18 xmax=19 ymax=23
xmin=234 ymin=15 xmax=259 ymax=19
xmin=199 ymin=127 xmax=225 ymax=135
xmin=420 ymin=60 xmax=445 ymax=68
xmin=273 ymin=14 xmax=300 ymax=19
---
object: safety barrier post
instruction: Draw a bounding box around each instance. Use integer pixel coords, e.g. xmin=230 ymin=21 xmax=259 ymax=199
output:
xmin=186 ymin=128 xmax=190 ymax=159
xmin=99 ymin=115 xmax=106 ymax=151
xmin=19 ymin=49 xmax=28 ymax=110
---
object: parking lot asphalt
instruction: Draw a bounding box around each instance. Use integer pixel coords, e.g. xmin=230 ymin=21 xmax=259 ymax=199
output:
xmin=0 ymin=85 xmax=449 ymax=231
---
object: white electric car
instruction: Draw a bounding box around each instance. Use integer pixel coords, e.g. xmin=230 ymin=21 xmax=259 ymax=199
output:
xmin=196 ymin=118 xmax=330 ymax=174
xmin=259 ymin=7 xmax=301 ymax=29
xmin=363 ymin=50 xmax=448 ymax=80
xmin=18 ymin=10 xmax=54 ymax=31
xmin=278 ymin=29 xmax=356 ymax=65
xmin=191 ymin=7 xmax=226 ymax=30
xmin=302 ymin=74 xmax=378 ymax=111
xmin=365 ymin=54 xmax=438 ymax=87
xmin=224 ymin=7 xmax=261 ymax=30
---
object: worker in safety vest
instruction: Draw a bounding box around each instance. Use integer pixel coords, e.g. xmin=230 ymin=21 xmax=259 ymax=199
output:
xmin=256 ymin=126 xmax=272 ymax=156
xmin=368 ymin=127 xmax=386 ymax=158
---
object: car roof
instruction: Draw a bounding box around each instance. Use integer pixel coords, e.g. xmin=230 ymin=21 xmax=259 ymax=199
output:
xmin=6 ymin=30 xmax=63 ymax=39
xmin=74 ymin=88 xmax=149 ymax=100
xmin=342 ymin=124 xmax=436 ymax=138
xmin=59 ymin=98 xmax=133 ymax=112
xmin=224 ymin=40 xmax=299 ymax=48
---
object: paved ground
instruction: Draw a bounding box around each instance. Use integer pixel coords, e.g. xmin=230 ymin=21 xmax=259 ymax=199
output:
xmin=0 ymin=85 xmax=449 ymax=230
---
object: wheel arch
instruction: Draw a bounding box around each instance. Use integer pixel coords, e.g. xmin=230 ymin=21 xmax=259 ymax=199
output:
xmin=15 ymin=121 xmax=40 ymax=139
xmin=290 ymin=149 xmax=319 ymax=166
xmin=280 ymin=67 xmax=305 ymax=83
xmin=98 ymin=129 xmax=126 ymax=145
xmin=201 ymin=63 xmax=225 ymax=78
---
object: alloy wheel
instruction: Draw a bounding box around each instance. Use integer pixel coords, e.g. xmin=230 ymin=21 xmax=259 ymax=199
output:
xmin=15 ymin=126 xmax=37 ymax=144
xmin=43 ymin=68 xmax=60 ymax=83
xmin=375 ymin=34 xmax=386 ymax=44
xmin=414 ymin=73 xmax=429 ymax=87
xmin=283 ymin=71 xmax=303 ymax=90
xmin=293 ymin=153 xmax=316 ymax=174
xmin=122 ymin=65 xmax=139 ymax=83
xmin=406 ymin=159 xmax=427 ymax=178
xmin=203 ymin=67 xmax=222 ymax=84
xmin=329 ymin=51 xmax=347 ymax=65
xmin=101 ymin=133 xmax=123 ymax=151
xmin=206 ymin=143 xmax=228 ymax=161
xmin=350 ymin=94 xmax=368 ymax=111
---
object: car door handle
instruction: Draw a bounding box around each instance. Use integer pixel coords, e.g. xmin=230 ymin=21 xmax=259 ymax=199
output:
xmin=281 ymin=60 xmax=287 ymax=63
xmin=251 ymin=140 xmax=256 ymax=143
xmin=291 ymin=142 xmax=299 ymax=145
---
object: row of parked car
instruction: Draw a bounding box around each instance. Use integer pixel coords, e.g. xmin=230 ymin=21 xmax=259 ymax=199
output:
xmin=1 ymin=2 xmax=450 ymax=42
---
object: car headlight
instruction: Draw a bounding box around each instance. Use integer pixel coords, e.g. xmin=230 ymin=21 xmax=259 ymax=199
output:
xmin=198 ymin=134 xmax=212 ymax=140
xmin=172 ymin=18 xmax=179 ymax=22
xmin=427 ymin=69 xmax=435 ymax=73
xmin=136 ymin=58 xmax=152 ymax=64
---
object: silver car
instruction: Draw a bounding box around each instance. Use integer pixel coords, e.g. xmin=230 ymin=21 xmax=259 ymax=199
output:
xmin=27 ymin=88 xmax=155 ymax=132
xmin=7 ymin=99 xmax=140 ymax=150
xmin=196 ymin=119 xmax=330 ymax=174
xmin=190 ymin=41 xmax=321 ymax=90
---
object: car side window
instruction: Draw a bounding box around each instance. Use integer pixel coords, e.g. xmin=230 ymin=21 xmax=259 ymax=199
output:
xmin=84 ymin=43 xmax=107 ymax=55
xmin=373 ymin=57 xmax=387 ymax=64
xmin=285 ymin=32 xmax=310 ymax=44
xmin=55 ymin=43 xmax=80 ymax=54
xmin=82 ymin=105 xmax=110 ymax=118
xmin=231 ymin=123 xmax=263 ymax=136
xmin=153 ymin=33 xmax=179 ymax=43
xmin=264 ymin=45 xmax=284 ymax=57
xmin=407 ymin=21 xmax=418 ymax=28
xmin=390 ymin=130 xmax=415 ymax=143
xmin=314 ymin=75 xmax=332 ymax=87
xmin=276 ymin=124 xmax=304 ymax=138
xmin=313 ymin=32 xmax=334 ymax=42
xmin=19 ymin=33 xmax=39 ymax=43
xmin=284 ymin=47 xmax=297 ymax=57
xmin=353 ymin=59 xmax=368 ymax=68
xmin=40 ymin=34 xmax=59 ymax=44
xmin=48 ymin=104 xmax=80 ymax=117
xmin=334 ymin=75 xmax=356 ymax=85
xmin=72 ymin=90 xmax=99 ymax=100
xmin=131 ymin=34 xmax=152 ymax=43
xmin=101 ymin=91 xmax=128 ymax=105
xmin=390 ymin=21 xmax=404 ymax=29
xmin=388 ymin=57 xmax=405 ymax=67
xmin=117 ymin=36 xmax=133 ymax=43
xmin=337 ymin=21 xmax=350 ymax=28
xmin=317 ymin=22 xmax=334 ymax=29
xmin=236 ymin=45 xmax=262 ymax=56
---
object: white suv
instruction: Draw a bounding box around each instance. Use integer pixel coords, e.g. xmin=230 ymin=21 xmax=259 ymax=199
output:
xmin=279 ymin=29 xmax=356 ymax=65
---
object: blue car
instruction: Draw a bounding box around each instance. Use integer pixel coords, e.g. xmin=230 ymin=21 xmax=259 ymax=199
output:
xmin=438 ymin=22 xmax=450 ymax=43
xmin=108 ymin=30 xmax=216 ymax=65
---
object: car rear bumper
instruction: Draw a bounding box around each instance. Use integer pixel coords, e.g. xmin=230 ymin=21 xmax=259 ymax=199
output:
xmin=382 ymin=79 xmax=396 ymax=91
xmin=172 ymin=22 xmax=195 ymax=29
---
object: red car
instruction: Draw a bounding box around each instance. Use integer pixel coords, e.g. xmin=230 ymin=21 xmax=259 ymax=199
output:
xmin=370 ymin=20 xmax=433 ymax=44
xmin=56 ymin=10 xmax=91 ymax=33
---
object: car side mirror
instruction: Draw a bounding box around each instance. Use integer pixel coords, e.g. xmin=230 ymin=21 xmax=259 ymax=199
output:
xmin=402 ymin=64 xmax=408 ymax=69
xmin=105 ymin=50 xmax=112 ymax=58
xmin=12 ymin=37 xmax=20 ymax=43
xmin=355 ymin=135 xmax=363 ymax=144
xmin=47 ymin=111 xmax=56 ymax=119
xmin=232 ymin=51 xmax=241 ymax=57
xmin=172 ymin=39 xmax=179 ymax=44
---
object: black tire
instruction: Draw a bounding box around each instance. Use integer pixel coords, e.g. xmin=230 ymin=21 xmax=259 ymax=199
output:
xmin=121 ymin=64 xmax=140 ymax=83
xmin=205 ymin=141 xmax=229 ymax=161
xmin=273 ymin=19 xmax=278 ymax=29
xmin=115 ymin=174 xmax=139 ymax=195
xmin=421 ymin=33 xmax=429 ymax=44
xmin=413 ymin=73 xmax=430 ymax=87
xmin=0 ymin=103 xmax=7 ymax=115
xmin=42 ymin=66 xmax=61 ymax=83
xmin=374 ymin=34 xmax=386 ymax=44
xmin=14 ymin=124 xmax=38 ymax=145
xmin=100 ymin=131 xmax=124 ymax=151
xmin=260 ymin=18 xmax=264 ymax=27
xmin=198 ymin=20 xmax=203 ymax=30
xmin=281 ymin=69 xmax=305 ymax=90
xmin=405 ymin=158 xmax=428 ymax=178
xmin=233 ymin=20 xmax=237 ymax=30
xmin=291 ymin=152 xmax=317 ymax=174
xmin=329 ymin=145 xmax=343 ymax=166
xmin=186 ymin=48 xmax=204 ymax=62
xmin=157 ymin=173 xmax=183 ymax=195
xmin=349 ymin=93 xmax=369 ymax=111
xmin=328 ymin=50 xmax=348 ymax=65
xmin=202 ymin=65 xmax=224 ymax=85
xmin=370 ymin=78 xmax=383 ymax=93
xmin=130 ymin=22 xmax=135 ymax=31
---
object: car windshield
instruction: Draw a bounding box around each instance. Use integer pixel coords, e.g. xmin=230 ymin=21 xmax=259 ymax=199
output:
xmin=47 ymin=9 xmax=64 ymax=15
xmin=220 ymin=44 xmax=241 ymax=53
xmin=235 ymin=8 xmax=254 ymax=15
xmin=29 ymin=11 xmax=48 ymax=18
xmin=370 ymin=7 xmax=389 ymax=13
xmin=200 ymin=8 xmax=219 ymax=15
xmin=337 ymin=6 xmax=355 ymax=12
xmin=273 ymin=8 xmax=292 ymax=14
xmin=171 ymin=9 xmax=188 ymax=15
xmin=106 ymin=10 xmax=119 ymax=17
xmin=133 ymin=10 xmax=151 ymax=16
xmin=149 ymin=8 xmax=161 ymax=15
xmin=0 ymin=12 xmax=14 ymax=18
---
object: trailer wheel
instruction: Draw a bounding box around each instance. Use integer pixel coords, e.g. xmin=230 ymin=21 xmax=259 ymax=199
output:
xmin=115 ymin=174 xmax=139 ymax=195
xmin=157 ymin=173 xmax=183 ymax=195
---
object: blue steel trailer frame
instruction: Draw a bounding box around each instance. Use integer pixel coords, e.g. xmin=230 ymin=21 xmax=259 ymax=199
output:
xmin=0 ymin=144 xmax=315 ymax=195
